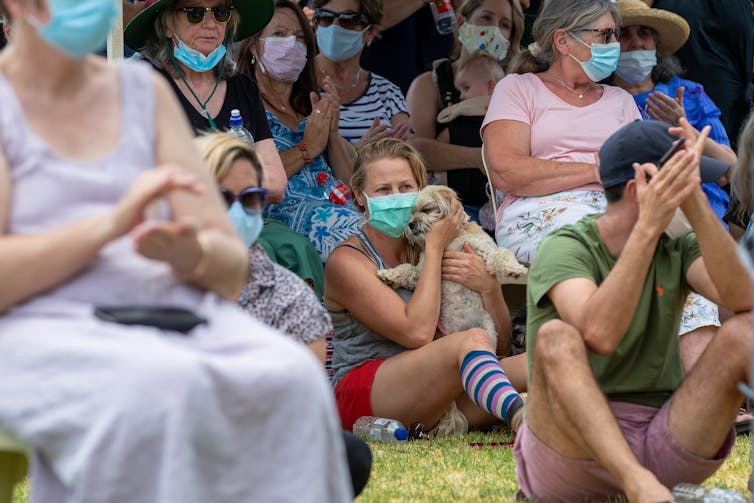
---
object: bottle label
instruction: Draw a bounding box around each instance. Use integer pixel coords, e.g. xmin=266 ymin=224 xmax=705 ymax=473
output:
xmin=374 ymin=418 xmax=389 ymax=426
xmin=329 ymin=184 xmax=350 ymax=205
xmin=433 ymin=0 xmax=452 ymax=13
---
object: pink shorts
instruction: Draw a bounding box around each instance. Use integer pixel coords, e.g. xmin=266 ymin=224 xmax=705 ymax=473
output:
xmin=334 ymin=359 xmax=385 ymax=431
xmin=514 ymin=400 xmax=735 ymax=502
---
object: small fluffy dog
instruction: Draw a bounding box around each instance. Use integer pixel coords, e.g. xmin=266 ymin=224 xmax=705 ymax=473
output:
xmin=377 ymin=185 xmax=527 ymax=350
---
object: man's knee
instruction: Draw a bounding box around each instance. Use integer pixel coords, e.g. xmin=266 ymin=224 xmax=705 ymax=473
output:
xmin=715 ymin=312 xmax=752 ymax=359
xmin=534 ymin=319 xmax=586 ymax=363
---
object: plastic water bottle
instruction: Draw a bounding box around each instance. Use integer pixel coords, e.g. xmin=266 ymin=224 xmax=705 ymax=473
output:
xmin=671 ymin=483 xmax=748 ymax=502
xmin=353 ymin=416 xmax=409 ymax=443
xmin=316 ymin=172 xmax=350 ymax=205
xmin=229 ymin=109 xmax=254 ymax=145
xmin=429 ymin=0 xmax=455 ymax=35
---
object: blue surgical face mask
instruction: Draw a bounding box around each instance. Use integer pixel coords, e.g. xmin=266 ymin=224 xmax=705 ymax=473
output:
xmin=32 ymin=0 xmax=118 ymax=59
xmin=228 ymin=202 xmax=264 ymax=247
xmin=173 ymin=36 xmax=227 ymax=72
xmin=365 ymin=192 xmax=418 ymax=238
xmin=316 ymin=24 xmax=369 ymax=62
xmin=568 ymin=33 xmax=620 ymax=82
xmin=615 ymin=49 xmax=657 ymax=85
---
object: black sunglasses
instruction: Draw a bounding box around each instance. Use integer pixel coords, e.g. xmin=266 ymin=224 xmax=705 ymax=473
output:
xmin=220 ymin=187 xmax=268 ymax=214
xmin=177 ymin=5 xmax=234 ymax=24
xmin=313 ymin=8 xmax=368 ymax=31
xmin=572 ymin=27 xmax=622 ymax=45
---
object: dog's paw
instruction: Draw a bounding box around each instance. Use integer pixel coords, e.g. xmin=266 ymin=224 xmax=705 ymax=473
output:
xmin=376 ymin=264 xmax=420 ymax=290
xmin=487 ymin=247 xmax=528 ymax=281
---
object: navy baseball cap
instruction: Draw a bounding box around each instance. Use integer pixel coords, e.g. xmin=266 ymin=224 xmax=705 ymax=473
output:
xmin=598 ymin=120 xmax=731 ymax=189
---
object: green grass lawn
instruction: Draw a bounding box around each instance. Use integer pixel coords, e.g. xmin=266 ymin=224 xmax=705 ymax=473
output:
xmin=356 ymin=431 xmax=752 ymax=502
xmin=10 ymin=433 xmax=752 ymax=502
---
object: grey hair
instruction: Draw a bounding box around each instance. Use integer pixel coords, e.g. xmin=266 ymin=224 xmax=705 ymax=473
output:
xmin=732 ymin=111 xmax=754 ymax=224
xmin=509 ymin=0 xmax=620 ymax=74
xmin=139 ymin=5 xmax=239 ymax=78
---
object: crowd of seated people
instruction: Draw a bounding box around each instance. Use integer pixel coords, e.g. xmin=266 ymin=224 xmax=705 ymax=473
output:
xmin=1 ymin=0 xmax=754 ymax=500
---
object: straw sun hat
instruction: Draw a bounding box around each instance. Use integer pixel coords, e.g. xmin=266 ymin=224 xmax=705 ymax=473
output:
xmin=124 ymin=0 xmax=274 ymax=50
xmin=616 ymin=0 xmax=690 ymax=54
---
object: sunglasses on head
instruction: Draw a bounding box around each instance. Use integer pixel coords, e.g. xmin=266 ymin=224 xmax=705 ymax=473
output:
xmin=572 ymin=27 xmax=622 ymax=45
xmin=177 ymin=5 xmax=234 ymax=24
xmin=220 ymin=187 xmax=268 ymax=214
xmin=313 ymin=8 xmax=368 ymax=30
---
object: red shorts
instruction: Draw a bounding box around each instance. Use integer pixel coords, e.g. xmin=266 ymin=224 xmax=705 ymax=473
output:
xmin=334 ymin=359 xmax=385 ymax=430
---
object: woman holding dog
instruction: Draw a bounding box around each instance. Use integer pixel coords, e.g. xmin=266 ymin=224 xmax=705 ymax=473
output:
xmin=325 ymin=138 xmax=526 ymax=436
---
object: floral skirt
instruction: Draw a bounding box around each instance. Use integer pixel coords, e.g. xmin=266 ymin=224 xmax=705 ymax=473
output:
xmin=495 ymin=190 xmax=605 ymax=266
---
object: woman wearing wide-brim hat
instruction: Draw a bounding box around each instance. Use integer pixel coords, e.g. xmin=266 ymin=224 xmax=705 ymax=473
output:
xmin=613 ymin=0 xmax=738 ymax=374
xmin=125 ymin=0 xmax=288 ymax=204
xmin=613 ymin=0 xmax=736 ymax=213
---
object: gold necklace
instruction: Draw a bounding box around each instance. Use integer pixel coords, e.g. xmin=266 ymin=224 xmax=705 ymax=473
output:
xmin=321 ymin=67 xmax=362 ymax=89
xmin=549 ymin=76 xmax=593 ymax=99
xmin=261 ymin=93 xmax=288 ymax=112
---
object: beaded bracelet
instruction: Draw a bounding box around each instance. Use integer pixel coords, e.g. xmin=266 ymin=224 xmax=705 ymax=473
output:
xmin=296 ymin=141 xmax=313 ymax=165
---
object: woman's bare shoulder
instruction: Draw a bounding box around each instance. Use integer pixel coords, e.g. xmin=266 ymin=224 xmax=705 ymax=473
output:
xmin=407 ymin=71 xmax=435 ymax=98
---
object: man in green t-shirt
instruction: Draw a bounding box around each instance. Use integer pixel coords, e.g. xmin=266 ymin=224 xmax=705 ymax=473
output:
xmin=515 ymin=119 xmax=752 ymax=502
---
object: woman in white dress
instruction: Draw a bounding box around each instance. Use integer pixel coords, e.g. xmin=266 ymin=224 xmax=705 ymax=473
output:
xmin=0 ymin=0 xmax=351 ymax=502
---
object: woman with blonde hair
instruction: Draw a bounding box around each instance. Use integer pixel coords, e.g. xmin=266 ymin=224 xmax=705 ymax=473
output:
xmin=326 ymin=138 xmax=527 ymax=435
xmin=406 ymin=0 xmax=524 ymax=192
xmin=196 ymin=132 xmax=331 ymax=361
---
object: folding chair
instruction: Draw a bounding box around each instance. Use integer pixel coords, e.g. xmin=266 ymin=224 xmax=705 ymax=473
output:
xmin=0 ymin=431 xmax=28 ymax=503
xmin=481 ymin=142 xmax=528 ymax=286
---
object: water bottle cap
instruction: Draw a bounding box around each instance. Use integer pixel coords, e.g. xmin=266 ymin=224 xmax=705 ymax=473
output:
xmin=230 ymin=109 xmax=243 ymax=127
xmin=394 ymin=428 xmax=408 ymax=441
xmin=316 ymin=172 xmax=330 ymax=185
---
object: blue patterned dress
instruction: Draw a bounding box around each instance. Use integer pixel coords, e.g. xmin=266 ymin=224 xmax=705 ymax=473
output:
xmin=264 ymin=112 xmax=363 ymax=261
xmin=633 ymin=76 xmax=730 ymax=224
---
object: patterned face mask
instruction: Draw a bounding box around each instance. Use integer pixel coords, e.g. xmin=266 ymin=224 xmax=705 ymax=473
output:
xmin=457 ymin=22 xmax=510 ymax=62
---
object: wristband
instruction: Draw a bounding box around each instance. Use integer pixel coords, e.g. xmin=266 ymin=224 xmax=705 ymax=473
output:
xmin=296 ymin=141 xmax=313 ymax=165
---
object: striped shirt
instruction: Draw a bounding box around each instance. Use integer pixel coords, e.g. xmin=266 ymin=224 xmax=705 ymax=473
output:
xmin=338 ymin=72 xmax=408 ymax=144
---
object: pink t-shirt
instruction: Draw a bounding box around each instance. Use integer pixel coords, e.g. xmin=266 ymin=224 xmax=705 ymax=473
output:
xmin=481 ymin=73 xmax=642 ymax=196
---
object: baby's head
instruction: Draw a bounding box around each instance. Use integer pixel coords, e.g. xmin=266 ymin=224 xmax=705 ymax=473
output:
xmin=454 ymin=53 xmax=505 ymax=101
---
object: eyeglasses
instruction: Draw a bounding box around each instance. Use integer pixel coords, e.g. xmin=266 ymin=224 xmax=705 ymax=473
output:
xmin=177 ymin=5 xmax=234 ymax=24
xmin=313 ymin=8 xmax=368 ymax=31
xmin=572 ymin=27 xmax=622 ymax=44
xmin=220 ymin=187 xmax=268 ymax=213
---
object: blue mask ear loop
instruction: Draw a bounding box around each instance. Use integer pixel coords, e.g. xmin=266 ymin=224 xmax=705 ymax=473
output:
xmin=162 ymin=25 xmax=224 ymax=131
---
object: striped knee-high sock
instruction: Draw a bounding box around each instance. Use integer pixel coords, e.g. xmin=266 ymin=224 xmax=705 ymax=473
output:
xmin=460 ymin=350 xmax=523 ymax=422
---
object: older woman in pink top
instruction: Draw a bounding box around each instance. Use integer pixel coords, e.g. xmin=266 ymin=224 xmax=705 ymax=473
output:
xmin=482 ymin=0 xmax=640 ymax=264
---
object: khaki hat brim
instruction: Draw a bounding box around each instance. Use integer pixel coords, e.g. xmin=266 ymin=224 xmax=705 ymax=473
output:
xmin=617 ymin=0 xmax=690 ymax=54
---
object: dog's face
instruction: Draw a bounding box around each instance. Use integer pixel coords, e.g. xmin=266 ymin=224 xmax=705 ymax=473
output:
xmin=404 ymin=185 xmax=460 ymax=248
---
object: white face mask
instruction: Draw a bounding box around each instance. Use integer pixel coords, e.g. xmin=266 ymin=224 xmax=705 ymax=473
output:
xmin=665 ymin=208 xmax=692 ymax=239
xmin=615 ymin=49 xmax=657 ymax=85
